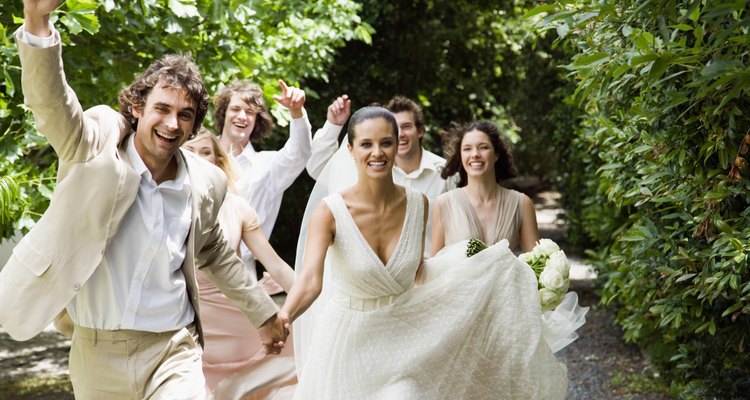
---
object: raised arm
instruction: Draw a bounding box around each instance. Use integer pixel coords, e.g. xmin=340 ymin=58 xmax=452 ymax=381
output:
xmin=18 ymin=0 xmax=112 ymax=163
xmin=23 ymin=0 xmax=58 ymax=36
xmin=262 ymin=80 xmax=313 ymax=192
xmin=306 ymin=95 xmax=351 ymax=179
xmin=279 ymin=202 xmax=335 ymax=324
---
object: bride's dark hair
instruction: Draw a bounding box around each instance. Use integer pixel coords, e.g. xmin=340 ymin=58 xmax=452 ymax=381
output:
xmin=440 ymin=120 xmax=517 ymax=187
xmin=347 ymin=106 xmax=398 ymax=145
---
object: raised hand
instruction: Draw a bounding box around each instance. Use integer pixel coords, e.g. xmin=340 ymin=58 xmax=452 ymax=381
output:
xmin=257 ymin=314 xmax=288 ymax=355
xmin=273 ymin=80 xmax=306 ymax=119
xmin=327 ymin=95 xmax=351 ymax=126
xmin=23 ymin=0 xmax=63 ymax=36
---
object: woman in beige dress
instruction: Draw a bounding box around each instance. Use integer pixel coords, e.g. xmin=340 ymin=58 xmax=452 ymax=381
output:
xmin=183 ymin=129 xmax=296 ymax=399
xmin=428 ymin=120 xmax=587 ymax=355
xmin=431 ymin=120 xmax=539 ymax=255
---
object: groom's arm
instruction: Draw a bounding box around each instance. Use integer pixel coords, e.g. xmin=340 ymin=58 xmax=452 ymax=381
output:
xmin=17 ymin=0 xmax=106 ymax=163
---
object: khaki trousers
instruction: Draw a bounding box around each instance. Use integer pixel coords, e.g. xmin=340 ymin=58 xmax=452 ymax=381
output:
xmin=70 ymin=324 xmax=205 ymax=400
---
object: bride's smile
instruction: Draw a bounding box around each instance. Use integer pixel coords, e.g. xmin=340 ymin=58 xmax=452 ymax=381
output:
xmin=348 ymin=118 xmax=397 ymax=177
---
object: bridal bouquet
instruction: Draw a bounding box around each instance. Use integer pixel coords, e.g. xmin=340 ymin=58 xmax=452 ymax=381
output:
xmin=519 ymin=239 xmax=570 ymax=312
xmin=462 ymin=238 xmax=587 ymax=353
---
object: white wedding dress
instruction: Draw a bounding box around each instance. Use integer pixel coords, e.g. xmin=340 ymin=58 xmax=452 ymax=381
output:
xmin=293 ymin=188 xmax=568 ymax=399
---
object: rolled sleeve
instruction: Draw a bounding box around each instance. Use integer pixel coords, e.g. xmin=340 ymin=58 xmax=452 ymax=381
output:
xmin=306 ymin=121 xmax=344 ymax=180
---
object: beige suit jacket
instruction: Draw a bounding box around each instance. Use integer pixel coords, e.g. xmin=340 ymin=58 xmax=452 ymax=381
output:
xmin=0 ymin=35 xmax=277 ymax=342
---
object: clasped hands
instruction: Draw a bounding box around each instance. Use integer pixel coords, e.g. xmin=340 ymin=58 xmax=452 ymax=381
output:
xmin=257 ymin=310 xmax=292 ymax=355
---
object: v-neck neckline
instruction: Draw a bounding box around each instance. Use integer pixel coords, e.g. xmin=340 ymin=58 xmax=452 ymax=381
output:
xmin=458 ymin=186 xmax=500 ymax=245
xmin=334 ymin=191 xmax=411 ymax=269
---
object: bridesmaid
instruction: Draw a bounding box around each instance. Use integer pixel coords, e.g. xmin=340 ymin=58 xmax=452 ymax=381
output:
xmin=431 ymin=120 xmax=539 ymax=255
xmin=183 ymin=129 xmax=297 ymax=399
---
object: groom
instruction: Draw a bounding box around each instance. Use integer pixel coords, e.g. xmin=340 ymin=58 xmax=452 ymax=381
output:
xmin=0 ymin=1 xmax=287 ymax=398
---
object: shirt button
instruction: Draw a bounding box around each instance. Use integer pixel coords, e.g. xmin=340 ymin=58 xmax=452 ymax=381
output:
xmin=72 ymin=283 xmax=80 ymax=291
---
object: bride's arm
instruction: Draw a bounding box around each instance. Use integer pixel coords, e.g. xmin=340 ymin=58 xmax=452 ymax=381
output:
xmin=279 ymin=202 xmax=335 ymax=324
xmin=414 ymin=194 xmax=430 ymax=285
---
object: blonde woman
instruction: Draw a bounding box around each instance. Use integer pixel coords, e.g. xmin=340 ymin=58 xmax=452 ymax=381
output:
xmin=183 ymin=128 xmax=296 ymax=398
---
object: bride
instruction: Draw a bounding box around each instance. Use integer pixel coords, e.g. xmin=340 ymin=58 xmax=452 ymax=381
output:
xmin=280 ymin=106 xmax=568 ymax=399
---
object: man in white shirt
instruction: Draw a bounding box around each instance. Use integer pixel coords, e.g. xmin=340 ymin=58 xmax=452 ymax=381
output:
xmin=215 ymin=80 xmax=312 ymax=290
xmin=307 ymin=95 xmax=453 ymax=255
xmin=0 ymin=1 xmax=287 ymax=398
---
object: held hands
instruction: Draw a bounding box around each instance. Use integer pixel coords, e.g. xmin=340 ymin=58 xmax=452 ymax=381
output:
xmin=257 ymin=313 xmax=289 ymax=355
xmin=23 ymin=0 xmax=63 ymax=36
xmin=327 ymin=95 xmax=351 ymax=126
xmin=273 ymin=80 xmax=306 ymax=119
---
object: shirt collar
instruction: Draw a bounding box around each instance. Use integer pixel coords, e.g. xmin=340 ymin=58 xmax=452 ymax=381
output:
xmin=126 ymin=134 xmax=191 ymax=191
xmin=395 ymin=148 xmax=443 ymax=177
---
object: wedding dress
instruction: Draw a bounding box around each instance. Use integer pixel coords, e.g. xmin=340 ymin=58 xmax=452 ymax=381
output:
xmin=293 ymin=188 xmax=568 ymax=399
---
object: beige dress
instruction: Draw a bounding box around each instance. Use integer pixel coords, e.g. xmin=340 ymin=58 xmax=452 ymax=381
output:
xmin=437 ymin=185 xmax=525 ymax=249
xmin=198 ymin=193 xmax=296 ymax=399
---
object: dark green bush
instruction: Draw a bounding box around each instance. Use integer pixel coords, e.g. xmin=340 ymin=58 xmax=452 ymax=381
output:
xmin=530 ymin=0 xmax=750 ymax=397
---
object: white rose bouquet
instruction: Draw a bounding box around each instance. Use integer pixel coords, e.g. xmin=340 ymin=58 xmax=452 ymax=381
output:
xmin=519 ymin=239 xmax=571 ymax=312
xmin=461 ymin=237 xmax=588 ymax=353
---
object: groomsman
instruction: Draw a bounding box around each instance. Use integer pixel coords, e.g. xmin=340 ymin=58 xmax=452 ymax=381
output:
xmin=215 ymin=80 xmax=312 ymax=293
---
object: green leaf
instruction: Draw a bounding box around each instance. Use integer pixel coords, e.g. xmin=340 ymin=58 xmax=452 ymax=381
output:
xmin=713 ymin=219 xmax=732 ymax=235
xmin=649 ymin=54 xmax=671 ymax=80
xmin=675 ymin=273 xmax=696 ymax=283
xmin=721 ymin=302 xmax=742 ymax=317
xmin=65 ymin=0 xmax=98 ymax=13
xmin=70 ymin=12 xmax=100 ymax=35
xmin=523 ymin=4 xmax=558 ymax=19
xmin=59 ymin=14 xmax=83 ymax=35
xmin=573 ymin=52 xmax=610 ymax=67
xmin=168 ymin=0 xmax=200 ymax=18
xmin=701 ymin=59 xmax=741 ymax=78
xmin=3 ymin=68 xmax=14 ymax=97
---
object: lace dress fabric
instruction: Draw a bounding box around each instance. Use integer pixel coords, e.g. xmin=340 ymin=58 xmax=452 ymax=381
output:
xmin=437 ymin=185 xmax=524 ymax=250
xmin=293 ymin=188 xmax=567 ymax=399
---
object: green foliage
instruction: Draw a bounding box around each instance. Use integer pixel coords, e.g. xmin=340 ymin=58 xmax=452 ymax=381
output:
xmin=465 ymin=238 xmax=488 ymax=257
xmin=0 ymin=0 xmax=371 ymax=242
xmin=529 ymin=0 xmax=750 ymax=397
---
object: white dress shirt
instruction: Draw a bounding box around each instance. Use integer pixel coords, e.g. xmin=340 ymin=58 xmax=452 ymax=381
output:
xmin=235 ymin=113 xmax=312 ymax=264
xmin=20 ymin=24 xmax=195 ymax=332
xmin=68 ymin=135 xmax=194 ymax=331
xmin=306 ymin=122 xmax=455 ymax=255
xmin=19 ymin=22 xmax=58 ymax=47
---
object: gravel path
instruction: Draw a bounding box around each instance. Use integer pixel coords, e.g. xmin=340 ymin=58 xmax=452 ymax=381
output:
xmin=0 ymin=191 xmax=671 ymax=399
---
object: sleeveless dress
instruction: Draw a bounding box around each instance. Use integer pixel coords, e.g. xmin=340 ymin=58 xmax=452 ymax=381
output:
xmin=435 ymin=186 xmax=588 ymax=354
xmin=437 ymin=185 xmax=525 ymax=250
xmin=198 ymin=193 xmax=296 ymax=399
xmin=293 ymin=188 xmax=567 ymax=399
